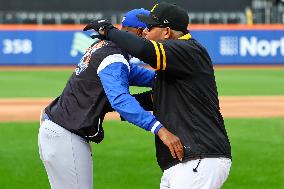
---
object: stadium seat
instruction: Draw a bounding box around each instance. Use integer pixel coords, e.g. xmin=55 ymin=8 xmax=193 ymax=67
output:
xmin=41 ymin=13 xmax=57 ymax=24
xmin=3 ymin=12 xmax=18 ymax=24
xmin=19 ymin=12 xmax=37 ymax=24
xmin=227 ymin=13 xmax=242 ymax=24
xmin=61 ymin=13 xmax=77 ymax=24
xmin=79 ymin=13 xmax=103 ymax=24
xmin=0 ymin=12 xmax=3 ymax=24
xmin=79 ymin=14 xmax=93 ymax=24
xmin=189 ymin=13 xmax=204 ymax=24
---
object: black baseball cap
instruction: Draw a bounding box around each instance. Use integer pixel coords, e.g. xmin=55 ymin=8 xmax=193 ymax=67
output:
xmin=137 ymin=2 xmax=189 ymax=32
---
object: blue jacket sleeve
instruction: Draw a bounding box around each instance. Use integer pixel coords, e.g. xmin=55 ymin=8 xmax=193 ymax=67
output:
xmin=129 ymin=63 xmax=155 ymax=87
xmin=97 ymin=54 xmax=162 ymax=134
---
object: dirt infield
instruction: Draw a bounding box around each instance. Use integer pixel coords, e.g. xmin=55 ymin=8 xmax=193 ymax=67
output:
xmin=0 ymin=96 xmax=283 ymax=122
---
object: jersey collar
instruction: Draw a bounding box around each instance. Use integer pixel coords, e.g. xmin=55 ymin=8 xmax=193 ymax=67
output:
xmin=178 ymin=33 xmax=192 ymax=40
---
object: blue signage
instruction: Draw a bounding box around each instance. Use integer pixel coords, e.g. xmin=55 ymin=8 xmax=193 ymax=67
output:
xmin=192 ymin=30 xmax=284 ymax=64
xmin=0 ymin=30 xmax=97 ymax=65
xmin=0 ymin=28 xmax=283 ymax=65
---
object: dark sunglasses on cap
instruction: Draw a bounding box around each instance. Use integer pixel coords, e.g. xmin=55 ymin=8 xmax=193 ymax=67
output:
xmin=144 ymin=14 xmax=170 ymax=31
xmin=145 ymin=24 xmax=168 ymax=32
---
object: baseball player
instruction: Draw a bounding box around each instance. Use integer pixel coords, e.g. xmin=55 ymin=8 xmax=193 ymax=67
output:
xmin=38 ymin=8 xmax=183 ymax=189
xmin=83 ymin=2 xmax=232 ymax=189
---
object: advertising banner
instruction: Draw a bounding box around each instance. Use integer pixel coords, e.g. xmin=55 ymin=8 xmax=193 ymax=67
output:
xmin=0 ymin=25 xmax=283 ymax=65
xmin=0 ymin=29 xmax=97 ymax=65
xmin=192 ymin=30 xmax=284 ymax=64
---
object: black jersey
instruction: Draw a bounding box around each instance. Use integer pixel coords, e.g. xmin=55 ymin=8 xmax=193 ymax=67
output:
xmin=107 ymin=29 xmax=232 ymax=170
xmin=150 ymin=35 xmax=232 ymax=170
xmin=45 ymin=41 xmax=125 ymax=142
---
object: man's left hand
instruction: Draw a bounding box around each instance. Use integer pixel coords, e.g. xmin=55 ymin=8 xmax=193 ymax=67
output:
xmin=157 ymin=127 xmax=184 ymax=161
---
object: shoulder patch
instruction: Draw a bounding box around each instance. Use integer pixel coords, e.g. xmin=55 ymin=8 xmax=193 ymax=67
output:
xmin=74 ymin=41 xmax=108 ymax=75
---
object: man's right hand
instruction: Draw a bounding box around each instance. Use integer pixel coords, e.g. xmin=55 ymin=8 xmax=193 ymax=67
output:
xmin=83 ymin=19 xmax=112 ymax=32
xmin=157 ymin=127 xmax=184 ymax=161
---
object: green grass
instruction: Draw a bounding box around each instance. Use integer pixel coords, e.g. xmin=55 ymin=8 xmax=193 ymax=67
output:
xmin=0 ymin=70 xmax=72 ymax=97
xmin=223 ymin=118 xmax=284 ymax=189
xmin=215 ymin=69 xmax=284 ymax=96
xmin=0 ymin=69 xmax=283 ymax=97
xmin=0 ymin=119 xmax=283 ymax=189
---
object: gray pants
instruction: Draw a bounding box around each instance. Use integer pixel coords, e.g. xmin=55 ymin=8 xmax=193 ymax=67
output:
xmin=38 ymin=119 xmax=93 ymax=189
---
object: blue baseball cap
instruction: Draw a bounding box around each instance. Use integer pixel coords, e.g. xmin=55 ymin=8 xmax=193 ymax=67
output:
xmin=121 ymin=8 xmax=150 ymax=29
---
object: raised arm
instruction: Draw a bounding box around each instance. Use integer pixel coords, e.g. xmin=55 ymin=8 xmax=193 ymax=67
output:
xmin=83 ymin=21 xmax=165 ymax=70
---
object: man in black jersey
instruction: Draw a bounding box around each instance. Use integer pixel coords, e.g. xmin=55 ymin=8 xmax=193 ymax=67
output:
xmin=83 ymin=2 xmax=232 ymax=189
xmin=38 ymin=8 xmax=183 ymax=189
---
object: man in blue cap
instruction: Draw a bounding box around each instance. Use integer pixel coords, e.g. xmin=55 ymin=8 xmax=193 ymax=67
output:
xmin=121 ymin=8 xmax=149 ymax=36
xmin=38 ymin=8 xmax=183 ymax=189
xmin=121 ymin=8 xmax=149 ymax=65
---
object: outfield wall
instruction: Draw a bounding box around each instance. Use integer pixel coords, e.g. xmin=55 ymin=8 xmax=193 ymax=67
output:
xmin=0 ymin=24 xmax=283 ymax=65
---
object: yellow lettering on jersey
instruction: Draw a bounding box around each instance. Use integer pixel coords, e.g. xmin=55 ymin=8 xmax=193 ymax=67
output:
xmin=178 ymin=33 xmax=192 ymax=40
xmin=150 ymin=40 xmax=161 ymax=70
xmin=159 ymin=43 xmax=167 ymax=70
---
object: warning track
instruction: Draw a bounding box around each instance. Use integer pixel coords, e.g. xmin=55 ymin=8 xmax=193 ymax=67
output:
xmin=0 ymin=96 xmax=283 ymax=122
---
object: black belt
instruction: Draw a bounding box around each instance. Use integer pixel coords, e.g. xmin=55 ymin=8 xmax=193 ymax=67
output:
xmin=41 ymin=112 xmax=50 ymax=123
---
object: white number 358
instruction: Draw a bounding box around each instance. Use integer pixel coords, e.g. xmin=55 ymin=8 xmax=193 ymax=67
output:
xmin=2 ymin=39 xmax=32 ymax=54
